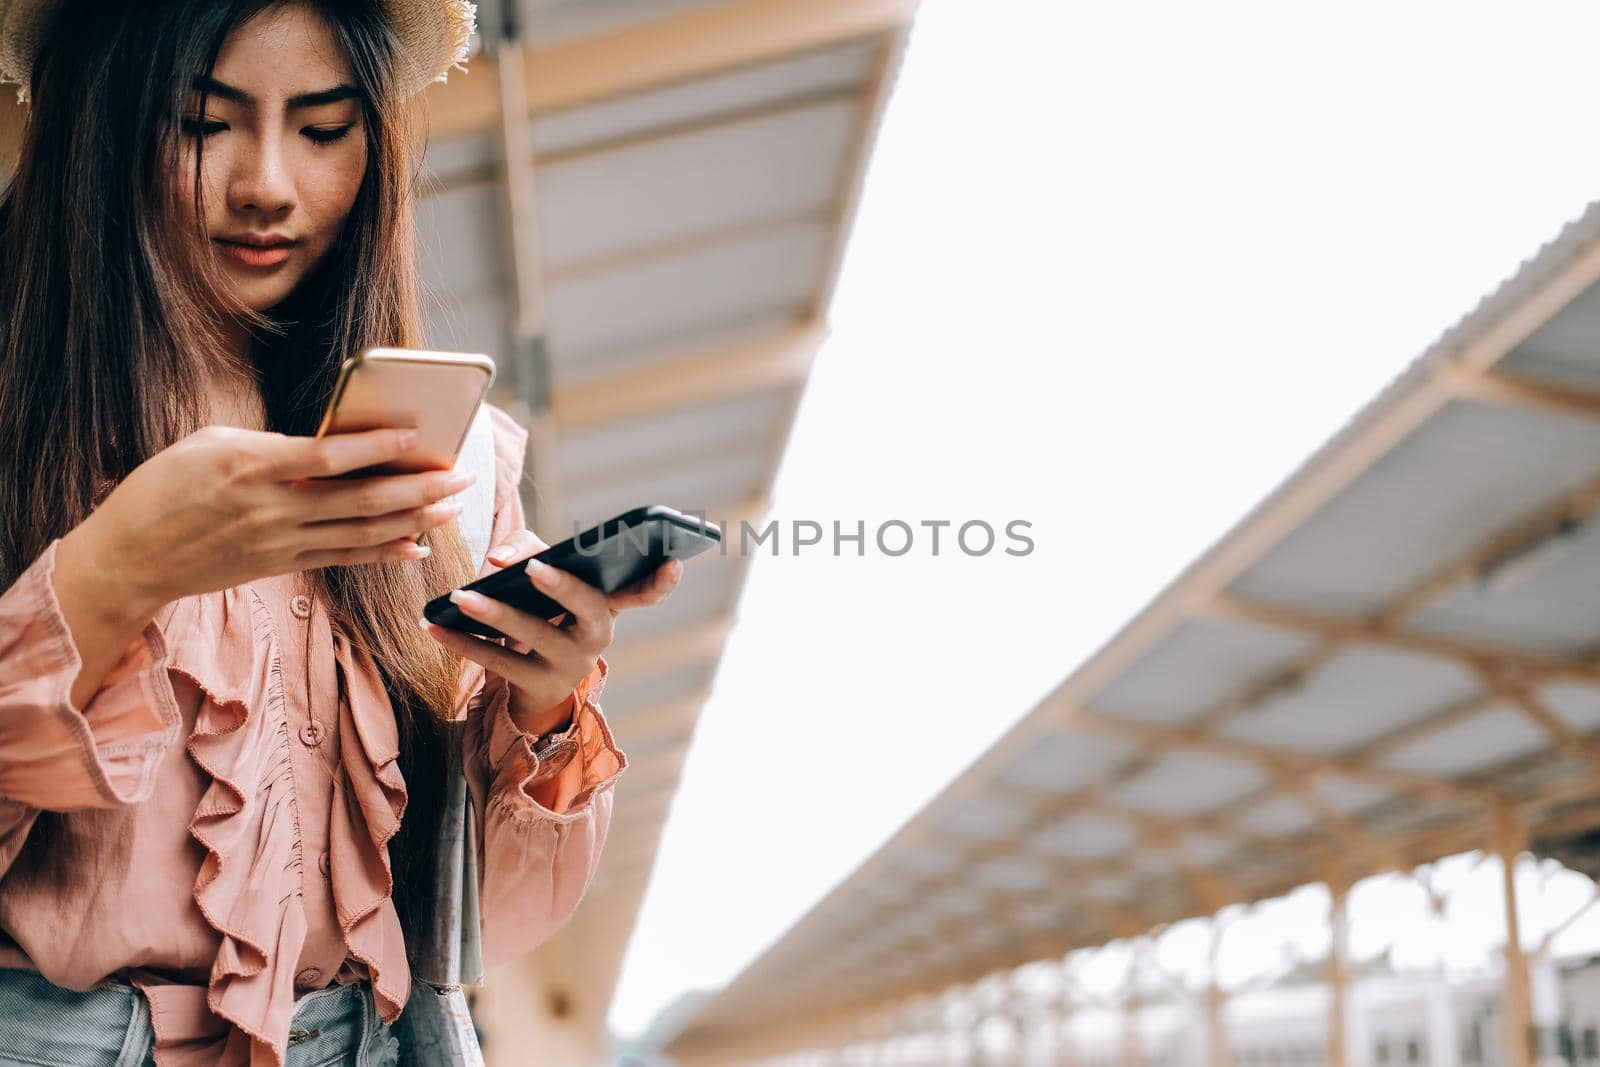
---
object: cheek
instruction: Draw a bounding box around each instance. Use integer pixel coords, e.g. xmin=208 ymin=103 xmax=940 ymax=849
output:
xmin=174 ymin=143 xmax=228 ymax=227
xmin=303 ymin=144 xmax=367 ymax=239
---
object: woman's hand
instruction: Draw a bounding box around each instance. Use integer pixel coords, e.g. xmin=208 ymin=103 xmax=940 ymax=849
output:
xmin=60 ymin=424 xmax=473 ymax=625
xmin=419 ymin=529 xmax=682 ymax=718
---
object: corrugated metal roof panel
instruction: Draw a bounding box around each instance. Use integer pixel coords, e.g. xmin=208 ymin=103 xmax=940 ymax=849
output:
xmin=537 ymin=98 xmax=858 ymax=268
xmin=531 ymin=42 xmax=876 ymax=155
xmin=1086 ymin=617 xmax=1319 ymax=726
xmin=1213 ymin=645 xmax=1481 ymax=757
xmin=1227 ymin=399 xmax=1600 ymax=616
xmin=544 ymin=220 xmax=828 ymax=361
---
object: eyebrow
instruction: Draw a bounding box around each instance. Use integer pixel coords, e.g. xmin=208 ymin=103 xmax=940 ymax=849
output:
xmin=191 ymin=74 xmax=362 ymax=110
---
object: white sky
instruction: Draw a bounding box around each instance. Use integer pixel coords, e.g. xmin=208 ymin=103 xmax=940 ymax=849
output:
xmin=607 ymin=0 xmax=1600 ymax=1040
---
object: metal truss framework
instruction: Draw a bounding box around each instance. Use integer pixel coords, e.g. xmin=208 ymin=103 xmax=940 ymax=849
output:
xmin=665 ymin=208 xmax=1600 ymax=1067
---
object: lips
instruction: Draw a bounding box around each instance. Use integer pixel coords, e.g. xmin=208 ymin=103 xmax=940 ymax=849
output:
xmin=214 ymin=235 xmax=297 ymax=269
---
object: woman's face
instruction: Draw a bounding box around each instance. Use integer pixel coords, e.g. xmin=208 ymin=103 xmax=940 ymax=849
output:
xmin=178 ymin=3 xmax=368 ymax=315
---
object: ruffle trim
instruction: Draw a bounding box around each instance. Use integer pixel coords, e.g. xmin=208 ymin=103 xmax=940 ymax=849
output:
xmin=146 ymin=587 xmax=423 ymax=1064
xmin=329 ymin=629 xmax=411 ymax=1026
xmin=475 ymin=659 xmax=627 ymax=824
xmin=159 ymin=588 xmax=310 ymax=1067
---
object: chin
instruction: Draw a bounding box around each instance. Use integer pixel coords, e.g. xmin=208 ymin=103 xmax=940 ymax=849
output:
xmin=223 ymin=274 xmax=302 ymax=314
xmin=243 ymin=288 xmax=295 ymax=313
xmin=210 ymin=243 xmax=312 ymax=307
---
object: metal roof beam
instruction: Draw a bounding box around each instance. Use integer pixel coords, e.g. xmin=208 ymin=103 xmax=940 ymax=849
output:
xmin=1071 ymin=710 xmax=1497 ymax=811
xmin=1205 ymin=595 xmax=1600 ymax=685
xmin=551 ymin=322 xmax=824 ymax=430
xmin=1477 ymin=667 xmax=1600 ymax=776
xmin=420 ymin=0 xmax=918 ymax=138
xmin=1443 ymin=364 xmax=1600 ymax=421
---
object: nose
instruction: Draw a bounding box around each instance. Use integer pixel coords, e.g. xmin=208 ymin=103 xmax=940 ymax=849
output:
xmin=225 ymin=129 xmax=294 ymax=218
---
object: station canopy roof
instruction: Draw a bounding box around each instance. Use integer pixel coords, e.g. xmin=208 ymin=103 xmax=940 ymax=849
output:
xmin=410 ymin=0 xmax=920 ymax=1028
xmin=662 ymin=203 xmax=1600 ymax=1059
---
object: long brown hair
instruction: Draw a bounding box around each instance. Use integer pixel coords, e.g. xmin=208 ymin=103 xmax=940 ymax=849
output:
xmin=0 ymin=0 xmax=476 ymax=955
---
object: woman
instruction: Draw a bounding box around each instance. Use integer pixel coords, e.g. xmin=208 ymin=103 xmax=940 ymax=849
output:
xmin=0 ymin=1 xmax=680 ymax=1064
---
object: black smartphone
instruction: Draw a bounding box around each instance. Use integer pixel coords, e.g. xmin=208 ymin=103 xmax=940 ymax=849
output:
xmin=424 ymin=505 xmax=723 ymax=638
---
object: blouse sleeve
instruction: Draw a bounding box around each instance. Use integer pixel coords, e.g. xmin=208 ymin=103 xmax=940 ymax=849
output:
xmin=0 ymin=539 xmax=183 ymax=816
xmin=459 ymin=404 xmax=629 ymax=968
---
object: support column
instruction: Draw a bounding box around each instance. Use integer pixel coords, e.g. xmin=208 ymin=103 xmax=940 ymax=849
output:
xmin=1206 ymin=918 xmax=1232 ymax=1067
xmin=1530 ymin=949 xmax=1564 ymax=1067
xmin=486 ymin=1 xmax=561 ymax=529
xmin=1496 ymin=806 xmax=1534 ymax=1067
xmin=1122 ymin=940 xmax=1146 ymax=1067
xmin=1204 ymin=984 xmax=1231 ymax=1067
xmin=1121 ymin=993 xmax=1142 ymax=1067
xmin=1326 ymin=874 xmax=1351 ymax=1067
xmin=1052 ymin=959 xmax=1079 ymax=1067
xmin=1053 ymin=1011 xmax=1077 ymax=1067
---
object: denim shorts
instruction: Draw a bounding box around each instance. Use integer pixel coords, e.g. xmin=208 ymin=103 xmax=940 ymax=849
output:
xmin=0 ymin=966 xmax=401 ymax=1066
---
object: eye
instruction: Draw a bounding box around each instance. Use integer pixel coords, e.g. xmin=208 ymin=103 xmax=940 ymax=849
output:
xmin=181 ymin=116 xmax=227 ymax=138
xmin=303 ymin=124 xmax=354 ymax=146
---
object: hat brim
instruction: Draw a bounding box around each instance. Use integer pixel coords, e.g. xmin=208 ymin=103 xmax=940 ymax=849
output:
xmin=0 ymin=0 xmax=476 ymax=102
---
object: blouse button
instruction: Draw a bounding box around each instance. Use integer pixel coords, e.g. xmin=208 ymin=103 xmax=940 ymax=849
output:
xmin=290 ymin=594 xmax=313 ymax=619
xmin=318 ymin=851 xmax=330 ymax=877
xmin=298 ymin=721 xmax=326 ymax=747
xmin=296 ymin=967 xmax=322 ymax=987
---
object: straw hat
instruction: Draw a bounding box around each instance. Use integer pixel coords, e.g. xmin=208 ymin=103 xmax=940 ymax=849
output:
xmin=0 ymin=0 xmax=476 ymax=103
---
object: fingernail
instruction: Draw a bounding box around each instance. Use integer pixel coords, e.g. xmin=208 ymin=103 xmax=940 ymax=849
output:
xmin=408 ymin=543 xmax=432 ymax=559
xmin=490 ymin=543 xmax=514 ymax=559
xmin=526 ymin=558 xmax=555 ymax=587
xmin=399 ymin=429 xmax=420 ymax=448
xmin=447 ymin=471 xmax=476 ymax=490
xmin=436 ymin=502 xmax=465 ymax=519
xmin=450 ymin=589 xmax=488 ymax=610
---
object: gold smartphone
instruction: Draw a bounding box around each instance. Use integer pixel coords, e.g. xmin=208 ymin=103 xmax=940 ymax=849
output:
xmin=314 ymin=347 xmax=497 ymax=475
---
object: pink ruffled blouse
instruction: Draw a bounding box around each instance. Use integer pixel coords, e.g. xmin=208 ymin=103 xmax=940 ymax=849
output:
xmin=0 ymin=405 xmax=626 ymax=1065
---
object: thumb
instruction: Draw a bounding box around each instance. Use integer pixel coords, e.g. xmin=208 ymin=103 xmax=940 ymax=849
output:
xmin=486 ymin=529 xmax=548 ymax=567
